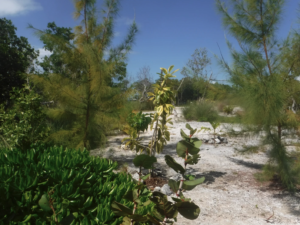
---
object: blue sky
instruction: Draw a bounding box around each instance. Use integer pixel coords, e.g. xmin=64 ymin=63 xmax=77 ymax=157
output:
xmin=1 ymin=0 xmax=299 ymax=83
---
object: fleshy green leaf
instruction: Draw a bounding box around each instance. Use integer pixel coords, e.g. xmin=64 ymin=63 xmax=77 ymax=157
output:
xmin=168 ymin=65 xmax=174 ymax=72
xmin=38 ymin=194 xmax=51 ymax=212
xmin=141 ymin=173 xmax=150 ymax=180
xmin=111 ymin=201 xmax=133 ymax=216
xmin=176 ymin=140 xmax=200 ymax=157
xmin=182 ymin=177 xmax=205 ymax=190
xmin=180 ymin=129 xmax=190 ymax=139
xmin=190 ymin=138 xmax=202 ymax=148
xmin=168 ymin=179 xmax=179 ymax=193
xmin=175 ymin=201 xmax=200 ymax=220
xmin=128 ymin=214 xmax=148 ymax=222
xmin=133 ymin=154 xmax=157 ymax=169
xmin=165 ymin=155 xmax=185 ymax=175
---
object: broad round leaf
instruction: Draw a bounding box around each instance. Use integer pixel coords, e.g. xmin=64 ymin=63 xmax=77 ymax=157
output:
xmin=133 ymin=155 xmax=157 ymax=169
xmin=176 ymin=140 xmax=200 ymax=157
xmin=182 ymin=177 xmax=205 ymax=190
xmin=165 ymin=155 xmax=185 ymax=175
xmin=180 ymin=129 xmax=190 ymax=139
xmin=176 ymin=201 xmax=200 ymax=220
xmin=168 ymin=179 xmax=179 ymax=193
xmin=38 ymin=194 xmax=51 ymax=212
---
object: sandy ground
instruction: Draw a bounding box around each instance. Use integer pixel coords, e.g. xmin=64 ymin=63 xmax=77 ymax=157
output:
xmin=90 ymin=108 xmax=300 ymax=225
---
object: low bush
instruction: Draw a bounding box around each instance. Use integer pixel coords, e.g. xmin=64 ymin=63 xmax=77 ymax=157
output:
xmin=0 ymin=86 xmax=50 ymax=150
xmin=223 ymin=105 xmax=234 ymax=115
xmin=0 ymin=144 xmax=153 ymax=224
xmin=182 ymin=101 xmax=219 ymax=122
xmin=112 ymin=123 xmax=205 ymax=224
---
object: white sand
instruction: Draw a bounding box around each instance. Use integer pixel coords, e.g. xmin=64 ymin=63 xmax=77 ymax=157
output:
xmin=90 ymin=108 xmax=300 ymax=225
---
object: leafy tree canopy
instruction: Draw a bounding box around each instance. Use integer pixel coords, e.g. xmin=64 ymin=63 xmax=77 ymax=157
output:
xmin=30 ymin=0 xmax=138 ymax=150
xmin=0 ymin=18 xmax=39 ymax=108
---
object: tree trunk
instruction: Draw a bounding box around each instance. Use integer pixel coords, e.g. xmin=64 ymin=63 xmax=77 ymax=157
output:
xmin=278 ymin=122 xmax=282 ymax=141
xmin=83 ymin=102 xmax=90 ymax=148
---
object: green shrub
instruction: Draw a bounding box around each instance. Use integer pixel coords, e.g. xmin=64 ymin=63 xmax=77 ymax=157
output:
xmin=126 ymin=111 xmax=152 ymax=136
xmin=182 ymin=101 xmax=218 ymax=122
xmin=0 ymin=144 xmax=152 ymax=224
xmin=0 ymin=86 xmax=50 ymax=150
xmin=112 ymin=124 xmax=205 ymax=224
xmin=223 ymin=105 xmax=234 ymax=115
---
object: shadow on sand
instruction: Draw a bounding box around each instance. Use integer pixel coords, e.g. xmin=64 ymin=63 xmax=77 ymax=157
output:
xmin=227 ymin=157 xmax=264 ymax=170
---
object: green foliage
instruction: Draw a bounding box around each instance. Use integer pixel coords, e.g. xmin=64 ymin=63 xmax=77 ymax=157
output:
xmin=37 ymin=22 xmax=74 ymax=76
xmin=165 ymin=155 xmax=185 ymax=175
xmin=30 ymin=0 xmax=138 ymax=150
xmin=148 ymin=66 xmax=177 ymax=155
xmin=0 ymin=18 xmax=39 ymax=107
xmin=133 ymin=155 xmax=157 ymax=169
xmin=127 ymin=111 xmax=152 ymax=135
xmin=223 ymin=105 xmax=233 ymax=115
xmin=180 ymin=48 xmax=211 ymax=101
xmin=0 ymin=86 xmax=50 ymax=150
xmin=112 ymin=123 xmax=205 ymax=224
xmin=183 ymin=101 xmax=219 ymax=122
xmin=216 ymin=0 xmax=300 ymax=190
xmin=0 ymin=144 xmax=143 ymax=224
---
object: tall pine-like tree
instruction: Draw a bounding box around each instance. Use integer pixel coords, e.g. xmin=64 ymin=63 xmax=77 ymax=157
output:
xmin=30 ymin=0 xmax=138 ymax=149
xmin=216 ymin=0 xmax=300 ymax=190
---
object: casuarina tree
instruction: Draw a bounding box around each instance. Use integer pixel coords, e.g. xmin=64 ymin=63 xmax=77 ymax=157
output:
xmin=216 ymin=0 xmax=300 ymax=190
xmin=30 ymin=0 xmax=138 ymax=150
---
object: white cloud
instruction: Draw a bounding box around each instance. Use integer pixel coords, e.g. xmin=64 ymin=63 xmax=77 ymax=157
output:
xmin=37 ymin=48 xmax=52 ymax=61
xmin=31 ymin=48 xmax=52 ymax=73
xmin=0 ymin=0 xmax=42 ymax=17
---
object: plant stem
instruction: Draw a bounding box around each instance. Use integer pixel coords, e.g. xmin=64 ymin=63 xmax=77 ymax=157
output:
xmin=176 ymin=148 xmax=188 ymax=197
xmin=149 ymin=116 xmax=159 ymax=178
xmin=131 ymin=166 xmax=142 ymax=225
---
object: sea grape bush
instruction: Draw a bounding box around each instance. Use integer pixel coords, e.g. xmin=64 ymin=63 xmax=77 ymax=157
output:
xmin=112 ymin=123 xmax=205 ymax=224
xmin=0 ymin=144 xmax=152 ymax=225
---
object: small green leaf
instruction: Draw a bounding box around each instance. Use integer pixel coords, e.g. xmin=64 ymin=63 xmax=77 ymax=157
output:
xmin=182 ymin=177 xmax=205 ymax=190
xmin=168 ymin=179 xmax=179 ymax=193
xmin=111 ymin=201 xmax=133 ymax=216
xmin=185 ymin=123 xmax=193 ymax=131
xmin=168 ymin=65 xmax=174 ymax=72
xmin=141 ymin=173 xmax=150 ymax=180
xmin=38 ymin=194 xmax=51 ymax=212
xmin=180 ymin=129 xmax=189 ymax=139
xmin=123 ymin=190 xmax=140 ymax=204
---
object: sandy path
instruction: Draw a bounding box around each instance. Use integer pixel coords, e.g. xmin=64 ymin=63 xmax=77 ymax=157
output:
xmin=90 ymin=108 xmax=300 ymax=225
